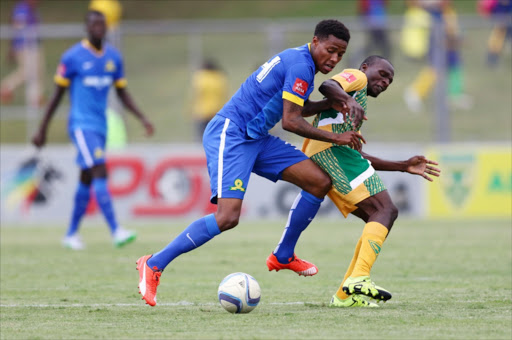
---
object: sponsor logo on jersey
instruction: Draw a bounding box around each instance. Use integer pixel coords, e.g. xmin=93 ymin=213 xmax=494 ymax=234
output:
xmin=83 ymin=76 xmax=113 ymax=89
xmin=339 ymin=72 xmax=356 ymax=83
xmin=293 ymin=78 xmax=308 ymax=96
xmin=82 ymin=61 xmax=94 ymax=70
xmin=105 ymin=60 xmax=116 ymax=72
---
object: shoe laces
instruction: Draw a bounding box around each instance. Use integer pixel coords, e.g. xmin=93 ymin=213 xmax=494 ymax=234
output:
xmin=151 ymin=266 xmax=162 ymax=282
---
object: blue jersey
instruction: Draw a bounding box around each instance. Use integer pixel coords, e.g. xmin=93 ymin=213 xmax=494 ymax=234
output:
xmin=217 ymin=43 xmax=316 ymax=139
xmin=54 ymin=40 xmax=126 ymax=136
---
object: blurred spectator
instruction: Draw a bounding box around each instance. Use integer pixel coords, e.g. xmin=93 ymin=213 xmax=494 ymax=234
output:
xmin=403 ymin=0 xmax=473 ymax=113
xmin=0 ymin=0 xmax=44 ymax=107
xmin=357 ymin=0 xmax=391 ymax=58
xmin=478 ymin=0 xmax=512 ymax=66
xmin=400 ymin=0 xmax=431 ymax=60
xmin=189 ymin=60 xmax=228 ymax=141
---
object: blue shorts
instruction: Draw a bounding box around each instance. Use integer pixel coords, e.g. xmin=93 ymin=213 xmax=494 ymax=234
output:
xmin=203 ymin=115 xmax=308 ymax=203
xmin=69 ymin=128 xmax=106 ymax=170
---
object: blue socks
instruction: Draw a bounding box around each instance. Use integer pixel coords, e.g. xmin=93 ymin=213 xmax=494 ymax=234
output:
xmin=148 ymin=214 xmax=220 ymax=270
xmin=273 ymin=190 xmax=323 ymax=263
xmin=92 ymin=177 xmax=118 ymax=234
xmin=66 ymin=182 xmax=91 ymax=237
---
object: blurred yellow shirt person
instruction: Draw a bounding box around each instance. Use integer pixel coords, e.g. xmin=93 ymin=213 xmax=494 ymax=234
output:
xmin=191 ymin=60 xmax=228 ymax=141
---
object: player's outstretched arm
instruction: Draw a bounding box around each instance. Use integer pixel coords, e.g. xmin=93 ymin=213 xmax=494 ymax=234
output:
xmin=404 ymin=155 xmax=441 ymax=181
xmin=361 ymin=152 xmax=441 ymax=181
xmin=116 ymin=87 xmax=154 ymax=137
xmin=31 ymin=85 xmax=67 ymax=148
xmin=282 ymin=99 xmax=366 ymax=151
xmin=319 ymin=79 xmax=366 ymax=127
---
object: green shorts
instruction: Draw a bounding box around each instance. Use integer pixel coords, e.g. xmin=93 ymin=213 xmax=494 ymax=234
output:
xmin=311 ymin=146 xmax=386 ymax=217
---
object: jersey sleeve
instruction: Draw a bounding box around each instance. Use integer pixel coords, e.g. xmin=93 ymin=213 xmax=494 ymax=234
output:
xmin=113 ymin=52 xmax=127 ymax=88
xmin=331 ymin=69 xmax=367 ymax=93
xmin=282 ymin=63 xmax=314 ymax=107
xmin=53 ymin=52 xmax=75 ymax=87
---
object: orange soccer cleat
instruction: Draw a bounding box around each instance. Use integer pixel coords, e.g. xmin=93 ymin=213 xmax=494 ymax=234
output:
xmin=136 ymin=255 xmax=162 ymax=306
xmin=266 ymin=252 xmax=318 ymax=277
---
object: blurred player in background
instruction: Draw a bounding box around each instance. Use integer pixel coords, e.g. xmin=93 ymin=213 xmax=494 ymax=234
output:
xmin=272 ymin=55 xmax=441 ymax=307
xmin=188 ymin=59 xmax=229 ymax=141
xmin=478 ymin=0 xmax=512 ymax=66
xmin=0 ymin=0 xmax=44 ymax=107
xmin=89 ymin=0 xmax=127 ymax=149
xmin=136 ymin=19 xmax=366 ymax=307
xmin=403 ymin=0 xmax=473 ymax=113
xmin=31 ymin=10 xmax=154 ymax=250
xmin=357 ymin=0 xmax=391 ymax=58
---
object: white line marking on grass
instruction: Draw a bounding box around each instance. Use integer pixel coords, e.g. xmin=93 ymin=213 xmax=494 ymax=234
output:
xmin=0 ymin=301 xmax=306 ymax=308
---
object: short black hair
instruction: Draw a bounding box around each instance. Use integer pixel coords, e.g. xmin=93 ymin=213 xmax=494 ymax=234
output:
xmin=85 ymin=10 xmax=105 ymax=23
xmin=314 ymin=19 xmax=350 ymax=43
xmin=360 ymin=55 xmax=392 ymax=68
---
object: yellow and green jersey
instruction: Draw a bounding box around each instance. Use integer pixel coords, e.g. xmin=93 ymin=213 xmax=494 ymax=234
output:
xmin=303 ymin=68 xmax=368 ymax=157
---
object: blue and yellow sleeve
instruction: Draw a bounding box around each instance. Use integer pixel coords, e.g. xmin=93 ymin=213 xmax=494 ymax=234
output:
xmin=114 ymin=53 xmax=127 ymax=88
xmin=53 ymin=61 xmax=71 ymax=87
xmin=282 ymin=63 xmax=314 ymax=107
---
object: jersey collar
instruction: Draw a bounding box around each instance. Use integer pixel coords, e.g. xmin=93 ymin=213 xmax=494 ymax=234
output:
xmin=81 ymin=39 xmax=105 ymax=57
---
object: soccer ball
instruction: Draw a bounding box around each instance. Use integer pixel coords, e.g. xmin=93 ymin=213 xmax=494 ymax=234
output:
xmin=217 ymin=272 xmax=261 ymax=314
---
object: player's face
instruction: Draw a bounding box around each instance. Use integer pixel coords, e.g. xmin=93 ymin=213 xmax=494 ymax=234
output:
xmin=86 ymin=14 xmax=107 ymax=42
xmin=311 ymin=35 xmax=348 ymax=74
xmin=363 ymin=60 xmax=394 ymax=98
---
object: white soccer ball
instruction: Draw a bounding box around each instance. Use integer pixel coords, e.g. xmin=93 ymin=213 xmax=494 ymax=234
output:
xmin=217 ymin=272 xmax=261 ymax=314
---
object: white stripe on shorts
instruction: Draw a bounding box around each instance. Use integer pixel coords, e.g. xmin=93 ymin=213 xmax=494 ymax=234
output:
xmin=217 ymin=118 xmax=230 ymax=199
xmin=350 ymin=165 xmax=375 ymax=190
xmin=73 ymin=128 xmax=94 ymax=168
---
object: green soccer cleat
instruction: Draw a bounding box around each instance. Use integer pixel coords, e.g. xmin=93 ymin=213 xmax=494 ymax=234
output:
xmin=329 ymin=294 xmax=379 ymax=308
xmin=342 ymin=276 xmax=392 ymax=301
xmin=113 ymin=227 xmax=137 ymax=248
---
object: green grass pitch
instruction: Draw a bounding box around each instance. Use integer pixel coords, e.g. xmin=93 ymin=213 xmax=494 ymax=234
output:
xmin=1 ymin=218 xmax=511 ymax=339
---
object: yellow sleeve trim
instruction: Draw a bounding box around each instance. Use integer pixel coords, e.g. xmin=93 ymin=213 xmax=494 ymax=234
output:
xmin=54 ymin=74 xmax=70 ymax=87
xmin=331 ymin=69 xmax=367 ymax=93
xmin=282 ymin=91 xmax=304 ymax=106
xmin=115 ymin=78 xmax=127 ymax=88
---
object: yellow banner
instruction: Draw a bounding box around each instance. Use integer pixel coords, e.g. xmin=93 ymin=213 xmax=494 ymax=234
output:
xmin=427 ymin=146 xmax=511 ymax=218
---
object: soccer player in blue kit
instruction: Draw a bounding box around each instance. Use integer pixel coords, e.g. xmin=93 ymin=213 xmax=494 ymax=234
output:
xmin=137 ymin=19 xmax=367 ymax=306
xmin=32 ymin=10 xmax=154 ymax=250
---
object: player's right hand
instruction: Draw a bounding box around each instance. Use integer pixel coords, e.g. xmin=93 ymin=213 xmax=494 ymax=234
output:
xmin=334 ymin=131 xmax=366 ymax=151
xmin=31 ymin=130 xmax=46 ymax=148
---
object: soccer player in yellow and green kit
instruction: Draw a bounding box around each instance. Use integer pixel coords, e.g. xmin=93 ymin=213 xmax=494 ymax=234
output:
xmin=270 ymin=55 xmax=441 ymax=307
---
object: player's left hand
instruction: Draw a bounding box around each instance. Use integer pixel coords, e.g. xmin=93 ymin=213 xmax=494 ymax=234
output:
xmin=406 ymin=156 xmax=441 ymax=181
xmin=142 ymin=118 xmax=154 ymax=137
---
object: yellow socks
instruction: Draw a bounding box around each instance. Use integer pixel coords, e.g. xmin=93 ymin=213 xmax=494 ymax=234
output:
xmin=335 ymin=237 xmax=361 ymax=300
xmin=351 ymin=222 xmax=389 ymax=278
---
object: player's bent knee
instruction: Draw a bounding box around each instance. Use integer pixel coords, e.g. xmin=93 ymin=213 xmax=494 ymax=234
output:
xmin=215 ymin=213 xmax=240 ymax=232
xmin=315 ymin=173 xmax=332 ymax=196
xmin=389 ymin=203 xmax=399 ymax=222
